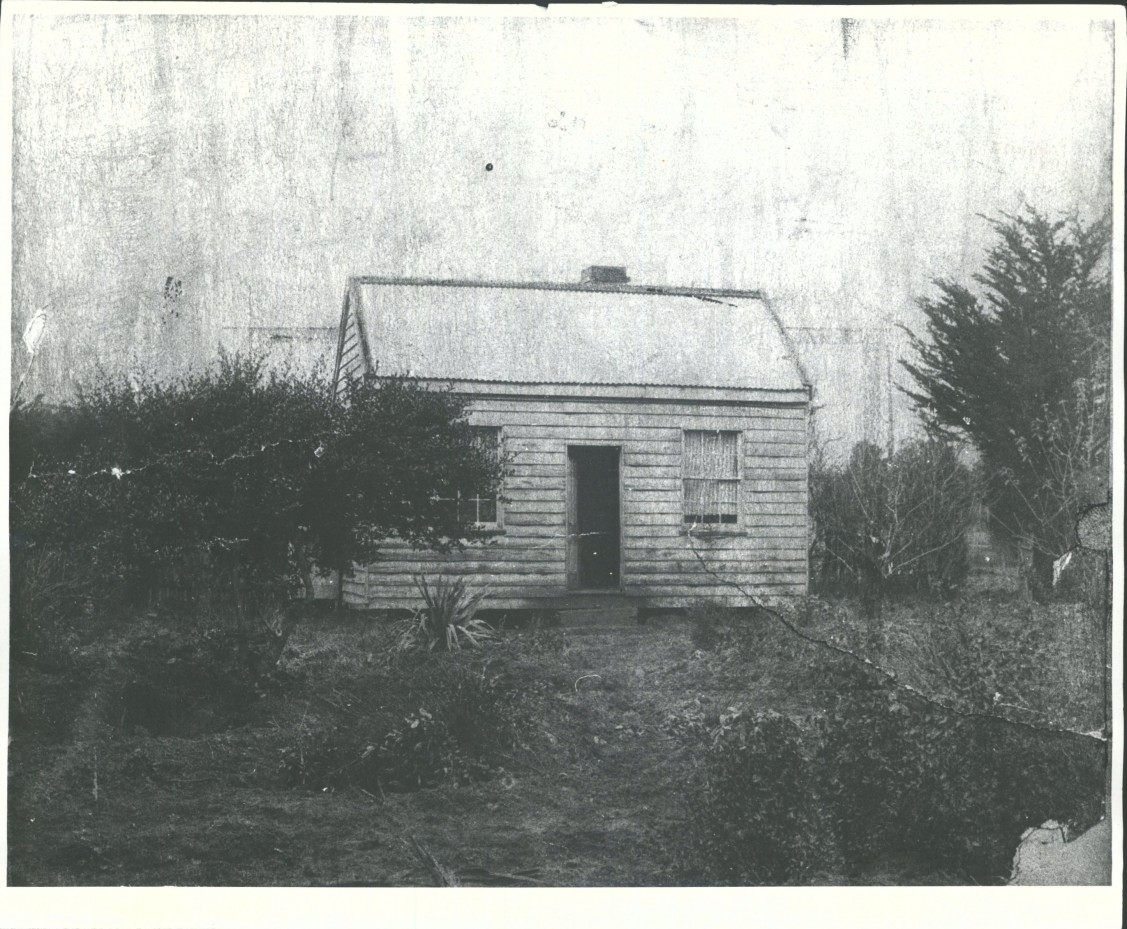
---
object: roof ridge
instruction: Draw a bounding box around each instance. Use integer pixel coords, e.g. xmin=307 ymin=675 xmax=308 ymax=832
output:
xmin=370 ymin=374 xmax=807 ymax=392
xmin=348 ymin=275 xmax=763 ymax=300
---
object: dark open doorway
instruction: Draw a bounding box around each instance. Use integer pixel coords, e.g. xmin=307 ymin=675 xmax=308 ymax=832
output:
xmin=566 ymin=446 xmax=621 ymax=590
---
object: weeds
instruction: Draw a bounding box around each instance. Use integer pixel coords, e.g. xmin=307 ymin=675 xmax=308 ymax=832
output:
xmin=687 ymin=601 xmax=729 ymax=652
xmin=280 ymin=655 xmax=523 ymax=793
xmin=675 ymin=650 xmax=1108 ymax=885
xmin=111 ymin=624 xmax=276 ymax=737
xmin=679 ymin=710 xmax=839 ymax=885
xmin=9 ymin=547 xmax=96 ymax=671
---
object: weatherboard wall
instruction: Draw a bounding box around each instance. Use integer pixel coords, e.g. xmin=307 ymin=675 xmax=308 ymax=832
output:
xmin=343 ymin=391 xmax=810 ymax=610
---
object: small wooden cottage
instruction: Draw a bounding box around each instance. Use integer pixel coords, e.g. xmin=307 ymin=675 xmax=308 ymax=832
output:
xmin=332 ymin=267 xmax=811 ymax=612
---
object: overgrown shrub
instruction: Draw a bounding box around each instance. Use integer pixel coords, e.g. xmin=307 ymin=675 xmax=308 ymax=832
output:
xmin=676 ymin=640 xmax=1107 ymax=885
xmin=816 ymin=663 xmax=918 ymax=868
xmin=816 ymin=661 xmax=1107 ymax=882
xmin=280 ymin=656 xmax=522 ymax=793
xmin=907 ymin=599 xmax=1105 ymax=734
xmin=810 ymin=440 xmax=976 ymax=600
xmin=923 ymin=604 xmax=1046 ymax=711
xmin=10 ymin=356 xmax=503 ymax=614
xmin=679 ymin=710 xmax=838 ymax=885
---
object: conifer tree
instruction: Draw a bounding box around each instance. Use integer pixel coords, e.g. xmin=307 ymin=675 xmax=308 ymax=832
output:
xmin=900 ymin=208 xmax=1111 ymax=592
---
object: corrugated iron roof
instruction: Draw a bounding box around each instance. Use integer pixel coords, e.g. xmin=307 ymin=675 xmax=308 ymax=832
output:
xmin=347 ymin=276 xmax=807 ymax=392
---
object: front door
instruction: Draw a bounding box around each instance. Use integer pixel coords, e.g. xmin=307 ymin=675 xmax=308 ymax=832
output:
xmin=566 ymin=446 xmax=621 ymax=589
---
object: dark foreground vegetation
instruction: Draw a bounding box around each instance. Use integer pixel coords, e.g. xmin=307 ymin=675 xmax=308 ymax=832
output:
xmin=8 ymin=593 xmax=1107 ymax=886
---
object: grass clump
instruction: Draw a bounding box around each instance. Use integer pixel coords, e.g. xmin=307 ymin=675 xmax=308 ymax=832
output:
xmin=393 ymin=575 xmax=495 ymax=653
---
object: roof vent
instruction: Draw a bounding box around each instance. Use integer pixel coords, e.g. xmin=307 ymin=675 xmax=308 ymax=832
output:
xmin=581 ymin=265 xmax=630 ymax=284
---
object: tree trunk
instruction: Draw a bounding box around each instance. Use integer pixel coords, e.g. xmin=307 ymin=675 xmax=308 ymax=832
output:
xmin=258 ymin=548 xmax=314 ymax=668
xmin=262 ymin=600 xmax=303 ymax=668
xmin=861 ymin=591 xmax=883 ymax=657
xmin=859 ymin=536 xmax=884 ymax=647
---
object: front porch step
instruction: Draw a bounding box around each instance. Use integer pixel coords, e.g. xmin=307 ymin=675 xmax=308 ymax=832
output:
xmin=553 ymin=593 xmax=640 ymax=627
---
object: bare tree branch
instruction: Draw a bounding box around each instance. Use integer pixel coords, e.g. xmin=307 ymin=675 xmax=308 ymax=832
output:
xmin=683 ymin=526 xmax=1107 ymax=745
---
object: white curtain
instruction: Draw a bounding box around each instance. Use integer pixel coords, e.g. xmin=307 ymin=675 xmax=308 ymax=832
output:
xmin=684 ymin=430 xmax=738 ymax=522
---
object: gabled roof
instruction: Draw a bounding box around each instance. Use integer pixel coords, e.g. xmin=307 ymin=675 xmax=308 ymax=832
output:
xmin=337 ymin=276 xmax=808 ymax=395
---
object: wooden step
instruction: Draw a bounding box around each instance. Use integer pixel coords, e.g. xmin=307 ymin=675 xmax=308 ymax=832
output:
xmin=555 ymin=603 xmax=640 ymax=627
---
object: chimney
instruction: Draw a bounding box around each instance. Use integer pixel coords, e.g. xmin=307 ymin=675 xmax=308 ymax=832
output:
xmin=581 ymin=265 xmax=630 ymax=285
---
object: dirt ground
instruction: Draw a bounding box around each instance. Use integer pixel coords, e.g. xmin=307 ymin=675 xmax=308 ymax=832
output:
xmin=6 ymin=598 xmax=1109 ymax=887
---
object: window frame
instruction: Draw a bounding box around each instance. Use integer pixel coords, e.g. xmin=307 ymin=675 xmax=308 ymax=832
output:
xmin=681 ymin=428 xmax=742 ymax=527
xmin=434 ymin=424 xmax=504 ymax=531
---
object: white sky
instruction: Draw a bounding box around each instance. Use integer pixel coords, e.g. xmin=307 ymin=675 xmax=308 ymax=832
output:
xmin=8 ymin=10 xmax=1116 ymax=413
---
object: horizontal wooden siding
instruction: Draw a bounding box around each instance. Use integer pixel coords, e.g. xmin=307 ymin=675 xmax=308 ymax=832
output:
xmin=346 ymin=395 xmax=809 ymax=609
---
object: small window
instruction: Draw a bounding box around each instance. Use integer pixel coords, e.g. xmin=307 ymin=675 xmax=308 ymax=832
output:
xmin=443 ymin=426 xmax=501 ymax=528
xmin=683 ymin=430 xmax=740 ymax=525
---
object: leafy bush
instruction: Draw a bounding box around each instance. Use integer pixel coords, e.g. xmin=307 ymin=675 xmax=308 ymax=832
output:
xmin=810 ymin=440 xmax=976 ymax=599
xmin=10 ymin=356 xmax=504 ymax=615
xmin=278 ymin=721 xmax=384 ymax=793
xmin=816 ymin=662 xmax=933 ymax=870
xmin=676 ymin=635 xmax=1107 ymax=885
xmin=816 ymin=661 xmax=1107 ymax=882
xmin=921 ymin=604 xmax=1046 ymax=711
xmin=902 ymin=599 xmax=1105 ymax=734
xmin=680 ymin=710 xmax=838 ymax=885
xmin=393 ymin=575 xmax=495 ymax=653
xmin=376 ymin=656 xmax=521 ymax=790
xmin=280 ymin=656 xmax=522 ymax=793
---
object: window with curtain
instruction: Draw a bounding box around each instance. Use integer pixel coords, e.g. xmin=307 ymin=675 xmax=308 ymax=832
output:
xmin=683 ymin=429 xmax=740 ymax=525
